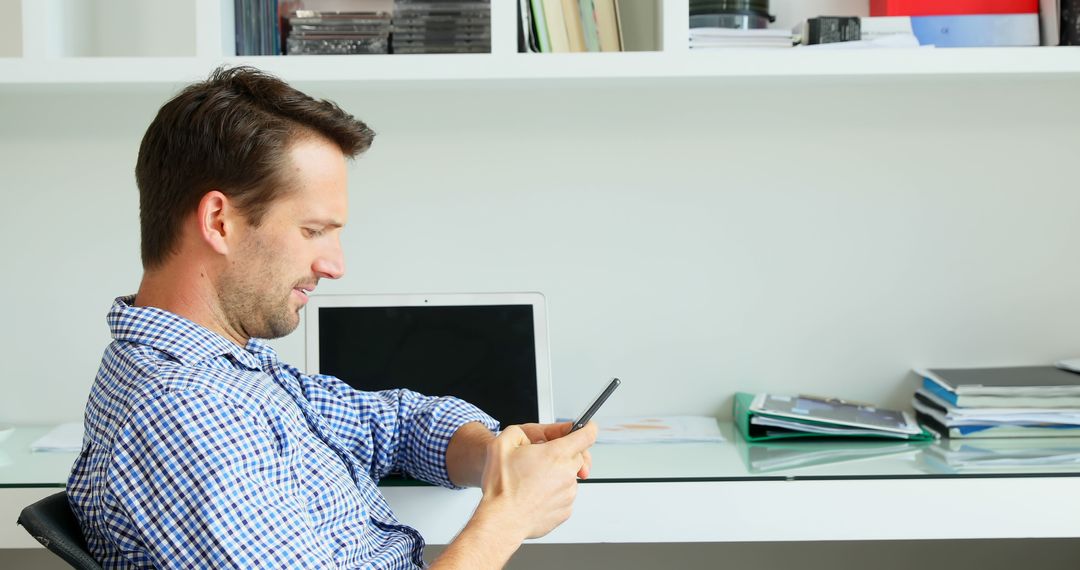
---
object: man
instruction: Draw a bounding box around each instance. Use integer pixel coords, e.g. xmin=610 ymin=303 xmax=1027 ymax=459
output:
xmin=68 ymin=66 xmax=597 ymax=569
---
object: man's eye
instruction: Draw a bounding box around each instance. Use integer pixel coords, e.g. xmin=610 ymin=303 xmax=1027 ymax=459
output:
xmin=303 ymin=228 xmax=324 ymax=238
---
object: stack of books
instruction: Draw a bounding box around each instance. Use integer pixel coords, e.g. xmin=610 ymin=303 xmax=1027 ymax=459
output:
xmin=519 ymin=0 xmax=623 ymax=53
xmin=868 ymin=0 xmax=1041 ymax=47
xmin=912 ymin=363 xmax=1080 ymax=438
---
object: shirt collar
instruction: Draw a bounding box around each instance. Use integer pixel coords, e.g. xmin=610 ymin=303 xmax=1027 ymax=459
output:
xmin=107 ymin=295 xmax=268 ymax=371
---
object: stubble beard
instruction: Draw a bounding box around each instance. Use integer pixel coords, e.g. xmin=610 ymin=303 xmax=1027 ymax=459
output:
xmin=219 ymin=272 xmax=301 ymax=341
xmin=218 ymin=239 xmax=303 ymax=341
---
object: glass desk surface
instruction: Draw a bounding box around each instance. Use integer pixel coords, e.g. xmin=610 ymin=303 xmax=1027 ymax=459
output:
xmin=5 ymin=423 xmax=1080 ymax=488
xmin=0 ymin=426 xmax=80 ymax=488
xmin=585 ymin=423 xmax=1080 ymax=481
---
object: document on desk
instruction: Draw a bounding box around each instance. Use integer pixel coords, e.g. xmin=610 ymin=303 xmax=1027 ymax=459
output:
xmin=1057 ymin=358 xmax=1080 ymax=374
xmin=30 ymin=422 xmax=84 ymax=452
xmin=594 ymin=416 xmax=725 ymax=444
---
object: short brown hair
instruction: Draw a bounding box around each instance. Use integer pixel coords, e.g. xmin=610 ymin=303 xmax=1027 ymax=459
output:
xmin=135 ymin=65 xmax=375 ymax=269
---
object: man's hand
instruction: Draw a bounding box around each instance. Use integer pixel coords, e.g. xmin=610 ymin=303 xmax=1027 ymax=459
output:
xmin=445 ymin=421 xmax=595 ymax=488
xmin=477 ymin=421 xmax=598 ymax=540
xmin=431 ymin=421 xmax=597 ymax=569
xmin=515 ymin=422 xmax=593 ymax=480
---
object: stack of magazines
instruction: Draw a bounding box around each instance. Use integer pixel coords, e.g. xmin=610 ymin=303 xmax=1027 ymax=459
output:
xmin=912 ymin=362 xmax=1080 ymax=438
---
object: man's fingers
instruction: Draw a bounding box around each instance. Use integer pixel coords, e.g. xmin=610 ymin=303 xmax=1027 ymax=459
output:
xmin=550 ymin=421 xmax=597 ymax=454
xmin=543 ymin=421 xmax=574 ymax=441
xmin=577 ymin=449 xmax=592 ymax=479
xmin=516 ymin=423 xmax=547 ymax=443
xmin=501 ymin=422 xmax=595 ymax=459
xmin=514 ymin=421 xmax=578 ymax=444
xmin=497 ymin=425 xmax=531 ymax=448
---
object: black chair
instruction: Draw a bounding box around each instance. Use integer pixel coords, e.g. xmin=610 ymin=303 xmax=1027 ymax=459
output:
xmin=17 ymin=491 xmax=103 ymax=570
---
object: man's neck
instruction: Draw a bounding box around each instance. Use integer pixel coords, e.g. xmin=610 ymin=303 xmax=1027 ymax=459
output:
xmin=135 ymin=265 xmax=249 ymax=347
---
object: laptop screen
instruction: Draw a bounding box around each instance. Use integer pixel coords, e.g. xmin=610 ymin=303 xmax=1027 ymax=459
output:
xmin=316 ymin=304 xmax=541 ymax=427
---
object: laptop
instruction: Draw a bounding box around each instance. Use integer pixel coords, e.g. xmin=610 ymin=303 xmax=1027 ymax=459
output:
xmin=304 ymin=292 xmax=555 ymax=427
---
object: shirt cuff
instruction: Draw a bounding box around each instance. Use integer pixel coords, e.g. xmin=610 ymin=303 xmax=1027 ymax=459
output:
xmin=405 ymin=396 xmax=498 ymax=489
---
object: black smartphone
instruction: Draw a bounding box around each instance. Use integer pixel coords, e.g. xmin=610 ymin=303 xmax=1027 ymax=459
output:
xmin=569 ymin=378 xmax=621 ymax=432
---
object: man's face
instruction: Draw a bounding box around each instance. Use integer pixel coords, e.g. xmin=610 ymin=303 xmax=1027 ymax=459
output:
xmin=219 ymin=136 xmax=349 ymax=341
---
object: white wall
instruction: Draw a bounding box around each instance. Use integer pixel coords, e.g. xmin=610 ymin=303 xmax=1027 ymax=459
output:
xmin=2 ymin=73 xmax=1079 ymax=425
xmin=88 ymin=0 xmax=194 ymax=57
xmin=21 ymin=0 xmax=197 ymax=57
xmin=0 ymin=0 xmax=20 ymax=56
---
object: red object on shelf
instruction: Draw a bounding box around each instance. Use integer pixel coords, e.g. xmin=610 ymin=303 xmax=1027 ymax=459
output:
xmin=869 ymin=0 xmax=1039 ymax=16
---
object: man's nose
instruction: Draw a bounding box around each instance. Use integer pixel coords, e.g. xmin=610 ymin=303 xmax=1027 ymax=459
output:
xmin=313 ymin=241 xmax=345 ymax=280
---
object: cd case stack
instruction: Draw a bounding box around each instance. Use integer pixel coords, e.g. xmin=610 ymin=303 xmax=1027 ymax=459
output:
xmin=285 ymin=10 xmax=392 ymax=55
xmin=392 ymin=1 xmax=491 ymax=54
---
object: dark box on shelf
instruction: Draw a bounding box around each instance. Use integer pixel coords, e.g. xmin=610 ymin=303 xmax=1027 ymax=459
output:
xmin=805 ymin=16 xmax=861 ymax=45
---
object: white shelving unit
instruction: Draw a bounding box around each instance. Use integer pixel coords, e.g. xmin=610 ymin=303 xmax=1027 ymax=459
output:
xmin=2 ymin=0 xmax=1079 ymax=86
xmin=5 ymin=47 xmax=1080 ymax=85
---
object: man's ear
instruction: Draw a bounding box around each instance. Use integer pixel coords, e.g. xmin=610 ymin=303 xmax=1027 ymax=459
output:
xmin=197 ymin=191 xmax=234 ymax=256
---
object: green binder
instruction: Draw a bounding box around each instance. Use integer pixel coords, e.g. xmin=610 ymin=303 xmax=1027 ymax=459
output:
xmin=733 ymin=392 xmax=935 ymax=442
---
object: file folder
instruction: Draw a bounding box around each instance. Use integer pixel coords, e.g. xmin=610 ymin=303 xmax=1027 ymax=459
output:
xmin=734 ymin=392 xmax=935 ymax=442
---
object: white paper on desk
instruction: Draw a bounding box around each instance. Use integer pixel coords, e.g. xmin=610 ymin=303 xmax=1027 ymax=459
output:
xmin=1056 ymin=358 xmax=1080 ymax=373
xmin=594 ymin=416 xmax=724 ymax=444
xmin=30 ymin=422 xmax=84 ymax=452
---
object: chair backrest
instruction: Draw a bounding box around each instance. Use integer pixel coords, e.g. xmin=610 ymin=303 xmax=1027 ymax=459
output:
xmin=17 ymin=491 xmax=103 ymax=570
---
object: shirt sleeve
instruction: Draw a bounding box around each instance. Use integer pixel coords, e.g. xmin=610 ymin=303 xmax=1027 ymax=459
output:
xmin=297 ymin=368 xmax=499 ymax=488
xmin=106 ymin=389 xmax=337 ymax=569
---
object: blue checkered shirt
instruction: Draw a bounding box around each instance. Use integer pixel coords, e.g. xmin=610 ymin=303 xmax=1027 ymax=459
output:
xmin=68 ymin=296 xmax=499 ymax=569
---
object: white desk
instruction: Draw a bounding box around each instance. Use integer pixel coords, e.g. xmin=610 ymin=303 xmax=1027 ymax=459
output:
xmin=4 ymin=425 xmax=1080 ymax=548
